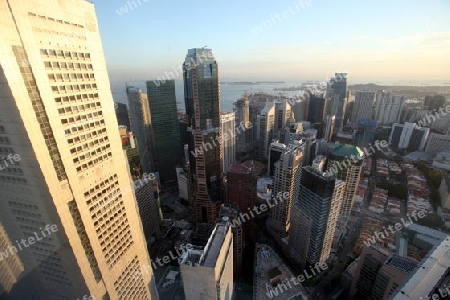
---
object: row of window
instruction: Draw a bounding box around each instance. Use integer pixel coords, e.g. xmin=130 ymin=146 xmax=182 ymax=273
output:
xmin=11 ymin=209 xmax=41 ymax=219
xmin=75 ymin=151 xmax=112 ymax=173
xmin=55 ymin=93 xmax=99 ymax=104
xmin=0 ymin=147 xmax=15 ymax=154
xmin=0 ymin=175 xmax=27 ymax=184
xmin=61 ymin=110 xmax=102 ymax=126
xmin=0 ymin=137 xmax=10 ymax=144
xmin=45 ymin=61 xmax=93 ymax=70
xmin=40 ymin=49 xmax=90 ymax=60
xmin=1 ymin=167 xmax=24 ymax=175
xmin=64 ymin=119 xmax=105 ymax=137
xmin=51 ymin=83 xmax=97 ymax=94
xmin=49 ymin=72 xmax=94 ymax=82
xmin=73 ymin=143 xmax=110 ymax=165
xmin=67 ymin=128 xmax=107 ymax=146
xmin=57 ymin=101 xmax=101 ymax=115
xmin=15 ymin=216 xmax=45 ymax=226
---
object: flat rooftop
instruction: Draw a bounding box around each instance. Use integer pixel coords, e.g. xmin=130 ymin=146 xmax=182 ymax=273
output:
xmin=203 ymin=224 xmax=228 ymax=268
xmin=391 ymin=237 xmax=450 ymax=299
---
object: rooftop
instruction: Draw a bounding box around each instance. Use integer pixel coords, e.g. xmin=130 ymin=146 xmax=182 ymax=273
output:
xmin=203 ymin=223 xmax=229 ymax=268
xmin=384 ymin=254 xmax=418 ymax=274
xmin=332 ymin=144 xmax=364 ymax=158
xmin=391 ymin=237 xmax=450 ymax=299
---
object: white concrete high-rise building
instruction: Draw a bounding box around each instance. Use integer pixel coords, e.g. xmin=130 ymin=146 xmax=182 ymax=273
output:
xmin=221 ymin=111 xmax=236 ymax=173
xmin=257 ymin=103 xmax=276 ymax=160
xmin=180 ymin=222 xmax=234 ymax=300
xmin=374 ymin=91 xmax=405 ymax=125
xmin=351 ymin=91 xmax=376 ymax=124
xmin=0 ymin=1 xmax=158 ymax=299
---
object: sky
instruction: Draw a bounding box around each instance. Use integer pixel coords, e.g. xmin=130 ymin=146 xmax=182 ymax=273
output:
xmin=93 ymin=0 xmax=450 ymax=84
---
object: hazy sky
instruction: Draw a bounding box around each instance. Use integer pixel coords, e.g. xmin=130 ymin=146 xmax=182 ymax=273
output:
xmin=94 ymin=0 xmax=450 ymax=84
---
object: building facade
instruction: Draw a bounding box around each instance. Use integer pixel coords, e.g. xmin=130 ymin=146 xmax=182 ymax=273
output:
xmin=289 ymin=166 xmax=345 ymax=266
xmin=221 ymin=112 xmax=236 ymax=173
xmin=147 ymin=80 xmax=181 ymax=183
xmin=180 ymin=222 xmax=234 ymax=300
xmin=267 ymin=142 xmax=304 ymax=235
xmin=327 ymin=145 xmax=364 ymax=215
xmin=351 ymin=90 xmax=376 ymax=124
xmin=425 ymin=133 xmax=450 ymax=156
xmin=325 ymin=73 xmax=348 ymax=135
xmin=0 ymin=1 xmax=158 ymax=298
xmin=127 ymin=86 xmax=154 ymax=174
xmin=184 ymin=48 xmax=222 ymax=223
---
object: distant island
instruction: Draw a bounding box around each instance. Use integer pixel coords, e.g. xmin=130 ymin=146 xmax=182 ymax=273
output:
xmin=221 ymin=81 xmax=285 ymax=85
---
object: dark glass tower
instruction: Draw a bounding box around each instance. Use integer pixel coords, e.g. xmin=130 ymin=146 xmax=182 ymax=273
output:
xmin=325 ymin=73 xmax=348 ymax=135
xmin=146 ymin=80 xmax=181 ymax=183
xmin=183 ymin=48 xmax=222 ymax=223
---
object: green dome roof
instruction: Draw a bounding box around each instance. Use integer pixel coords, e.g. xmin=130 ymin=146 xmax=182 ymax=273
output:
xmin=332 ymin=144 xmax=364 ymax=158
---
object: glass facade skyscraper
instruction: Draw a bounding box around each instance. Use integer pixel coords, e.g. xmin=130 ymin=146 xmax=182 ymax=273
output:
xmin=146 ymin=80 xmax=181 ymax=183
xmin=183 ymin=48 xmax=222 ymax=223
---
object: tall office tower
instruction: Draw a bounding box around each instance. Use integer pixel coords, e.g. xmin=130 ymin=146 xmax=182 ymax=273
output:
xmin=218 ymin=204 xmax=243 ymax=279
xmin=114 ymin=102 xmax=131 ymax=130
xmin=146 ymin=80 xmax=181 ymax=183
xmin=425 ymin=133 xmax=450 ymax=156
xmin=325 ymin=73 xmax=348 ymax=134
xmin=0 ymin=223 xmax=24 ymax=295
xmin=127 ymin=86 xmax=154 ymax=174
xmin=227 ymin=163 xmax=257 ymax=246
xmin=291 ymin=95 xmax=308 ymax=122
xmin=221 ymin=111 xmax=236 ymax=173
xmin=267 ymin=142 xmax=304 ymax=235
xmin=133 ymin=177 xmax=162 ymax=246
xmin=179 ymin=222 xmax=234 ymax=300
xmin=257 ymin=103 xmax=276 ymax=160
xmin=324 ymin=115 xmax=336 ymax=140
xmin=307 ymin=92 xmax=325 ymax=139
xmin=289 ymin=166 xmax=345 ymax=266
xmin=268 ymin=142 xmax=286 ymax=177
xmin=183 ymin=48 xmax=222 ymax=224
xmin=374 ymin=91 xmax=405 ymax=125
xmin=350 ymin=245 xmax=391 ymax=298
xmin=327 ymin=145 xmax=364 ymax=215
xmin=351 ymin=91 xmax=376 ymax=124
xmin=0 ymin=1 xmax=158 ymax=299
xmin=234 ymin=97 xmax=253 ymax=154
xmin=350 ymin=246 xmax=418 ymax=300
xmin=369 ymin=255 xmax=417 ymax=300
xmin=424 ymin=94 xmax=445 ymax=111
xmin=274 ymin=100 xmax=293 ymax=139
xmin=389 ymin=123 xmax=430 ymax=151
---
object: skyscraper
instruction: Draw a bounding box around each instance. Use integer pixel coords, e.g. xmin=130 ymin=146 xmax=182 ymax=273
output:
xmin=351 ymin=90 xmax=376 ymax=124
xmin=114 ymin=102 xmax=131 ymax=130
xmin=147 ymin=79 xmax=181 ymax=183
xmin=0 ymin=0 xmax=158 ymax=298
xmin=289 ymin=166 xmax=345 ymax=266
xmin=327 ymin=145 xmax=364 ymax=215
xmin=257 ymin=103 xmax=276 ymax=160
xmin=374 ymin=91 xmax=404 ymax=125
xmin=325 ymin=73 xmax=348 ymax=135
xmin=184 ymin=48 xmax=222 ymax=223
xmin=127 ymin=86 xmax=154 ymax=174
xmin=267 ymin=141 xmax=304 ymax=235
xmin=227 ymin=163 xmax=257 ymax=246
xmin=221 ymin=111 xmax=236 ymax=173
